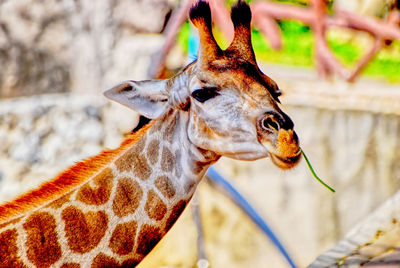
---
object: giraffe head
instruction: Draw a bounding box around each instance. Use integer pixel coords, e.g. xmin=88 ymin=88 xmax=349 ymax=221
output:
xmin=105 ymin=0 xmax=300 ymax=169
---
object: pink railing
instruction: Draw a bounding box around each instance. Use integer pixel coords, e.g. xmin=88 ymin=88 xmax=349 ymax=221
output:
xmin=150 ymin=0 xmax=400 ymax=82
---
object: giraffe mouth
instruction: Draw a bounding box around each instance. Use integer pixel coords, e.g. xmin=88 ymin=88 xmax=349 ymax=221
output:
xmin=269 ymin=151 xmax=301 ymax=170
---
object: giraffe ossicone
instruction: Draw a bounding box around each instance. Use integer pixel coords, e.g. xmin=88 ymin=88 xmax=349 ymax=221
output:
xmin=0 ymin=1 xmax=300 ymax=267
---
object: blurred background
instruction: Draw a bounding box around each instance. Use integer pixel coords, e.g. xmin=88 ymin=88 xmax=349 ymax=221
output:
xmin=0 ymin=0 xmax=399 ymax=267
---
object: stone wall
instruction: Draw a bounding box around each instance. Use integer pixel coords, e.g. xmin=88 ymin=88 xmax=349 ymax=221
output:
xmin=0 ymin=0 xmax=174 ymax=98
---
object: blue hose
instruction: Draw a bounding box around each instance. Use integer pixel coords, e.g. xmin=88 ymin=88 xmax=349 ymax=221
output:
xmin=206 ymin=167 xmax=296 ymax=268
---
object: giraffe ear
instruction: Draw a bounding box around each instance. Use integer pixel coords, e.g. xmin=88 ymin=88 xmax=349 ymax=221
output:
xmin=104 ymin=80 xmax=170 ymax=119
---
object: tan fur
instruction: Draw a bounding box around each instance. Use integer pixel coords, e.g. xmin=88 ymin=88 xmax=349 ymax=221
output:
xmin=60 ymin=263 xmax=80 ymax=268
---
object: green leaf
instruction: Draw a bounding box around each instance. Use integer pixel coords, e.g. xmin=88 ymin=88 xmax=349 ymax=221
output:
xmin=301 ymin=149 xmax=335 ymax=193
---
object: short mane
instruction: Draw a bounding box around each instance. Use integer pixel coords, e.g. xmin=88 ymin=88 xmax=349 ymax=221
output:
xmin=0 ymin=122 xmax=153 ymax=223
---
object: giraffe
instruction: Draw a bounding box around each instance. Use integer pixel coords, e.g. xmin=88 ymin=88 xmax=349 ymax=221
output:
xmin=0 ymin=1 xmax=301 ymax=267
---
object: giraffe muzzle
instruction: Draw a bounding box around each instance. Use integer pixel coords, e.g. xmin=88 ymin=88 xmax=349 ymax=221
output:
xmin=266 ymin=129 xmax=301 ymax=169
xmin=269 ymin=150 xmax=301 ymax=169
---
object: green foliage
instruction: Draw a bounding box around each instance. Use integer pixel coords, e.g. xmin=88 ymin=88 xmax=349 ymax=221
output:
xmin=178 ymin=19 xmax=400 ymax=83
xmin=177 ymin=22 xmax=190 ymax=55
xmin=252 ymin=20 xmax=314 ymax=66
xmin=326 ymin=30 xmax=400 ymax=83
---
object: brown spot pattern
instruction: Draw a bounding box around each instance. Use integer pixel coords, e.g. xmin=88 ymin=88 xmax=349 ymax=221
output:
xmin=190 ymin=160 xmax=204 ymax=174
xmin=161 ymin=146 xmax=175 ymax=172
xmin=188 ymin=150 xmax=206 ymax=174
xmin=149 ymin=121 xmax=161 ymax=135
xmin=46 ymin=192 xmax=73 ymax=209
xmin=113 ymin=178 xmax=143 ymax=217
xmin=136 ymin=224 xmax=162 ymax=255
xmin=174 ymin=150 xmax=182 ymax=178
xmin=165 ymin=200 xmax=187 ymax=231
xmin=137 ymin=135 xmax=147 ymax=151
xmin=164 ymin=116 xmax=177 ymax=143
xmin=133 ymin=154 xmax=152 ymax=180
xmin=62 ymin=206 xmax=108 ymax=253
xmin=23 ymin=212 xmax=61 ymax=267
xmin=145 ymin=190 xmax=167 ymax=221
xmin=76 ymin=168 xmax=113 ymax=205
xmin=0 ymin=229 xmax=26 ymax=268
xmin=61 ymin=264 xmax=80 ymax=268
xmin=116 ymin=136 xmax=151 ymax=180
xmin=155 ymin=176 xmax=175 ymax=199
xmin=91 ymin=253 xmax=139 ymax=268
xmin=0 ymin=217 xmax=21 ymax=229
xmin=116 ymin=147 xmax=152 ymax=181
xmin=147 ymin=139 xmax=160 ymax=165
xmin=185 ymin=180 xmax=197 ymax=193
xmin=91 ymin=253 xmax=119 ymax=267
xmin=109 ymin=220 xmax=137 ymax=255
xmin=121 ymin=259 xmax=140 ymax=267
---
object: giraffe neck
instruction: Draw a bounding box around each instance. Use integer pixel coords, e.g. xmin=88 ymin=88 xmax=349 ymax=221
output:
xmin=0 ymin=108 xmax=220 ymax=267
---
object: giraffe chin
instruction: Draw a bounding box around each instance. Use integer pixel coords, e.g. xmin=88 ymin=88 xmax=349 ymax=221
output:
xmin=269 ymin=151 xmax=301 ymax=170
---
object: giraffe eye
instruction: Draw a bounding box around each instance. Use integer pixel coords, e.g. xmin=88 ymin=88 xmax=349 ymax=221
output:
xmin=191 ymin=88 xmax=219 ymax=103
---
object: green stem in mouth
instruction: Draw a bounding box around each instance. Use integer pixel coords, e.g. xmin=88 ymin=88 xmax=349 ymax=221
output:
xmin=301 ymin=149 xmax=335 ymax=193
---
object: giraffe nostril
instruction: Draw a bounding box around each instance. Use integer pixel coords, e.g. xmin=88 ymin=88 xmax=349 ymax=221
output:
xmin=262 ymin=116 xmax=280 ymax=132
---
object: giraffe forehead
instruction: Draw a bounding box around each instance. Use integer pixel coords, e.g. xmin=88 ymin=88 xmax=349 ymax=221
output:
xmin=209 ymin=58 xmax=270 ymax=81
xmin=196 ymin=61 xmax=278 ymax=103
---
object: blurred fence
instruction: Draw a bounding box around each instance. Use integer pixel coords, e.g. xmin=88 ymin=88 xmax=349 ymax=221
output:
xmin=150 ymin=0 xmax=400 ymax=82
xmin=1 ymin=0 xmax=399 ymax=99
